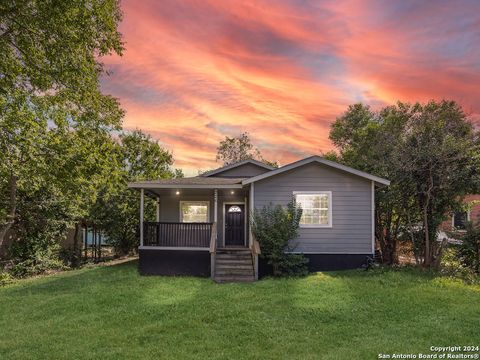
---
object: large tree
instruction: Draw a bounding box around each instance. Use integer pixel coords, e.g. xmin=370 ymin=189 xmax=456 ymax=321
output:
xmin=90 ymin=130 xmax=182 ymax=255
xmin=330 ymin=103 xmax=413 ymax=264
xmin=330 ymin=101 xmax=479 ymax=267
xmin=0 ymin=0 xmax=124 ymax=250
xmin=397 ymin=101 xmax=479 ymax=267
xmin=216 ymin=132 xmax=278 ymax=167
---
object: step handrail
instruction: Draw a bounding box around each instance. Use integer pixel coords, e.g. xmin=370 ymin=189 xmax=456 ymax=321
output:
xmin=250 ymin=233 xmax=261 ymax=255
xmin=209 ymin=222 xmax=217 ymax=254
xmin=209 ymin=222 xmax=217 ymax=280
xmin=250 ymin=233 xmax=261 ymax=281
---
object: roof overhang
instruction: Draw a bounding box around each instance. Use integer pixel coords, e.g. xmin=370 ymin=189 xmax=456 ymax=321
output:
xmin=242 ymin=156 xmax=390 ymax=186
xmin=201 ymin=159 xmax=275 ymax=177
xmin=128 ymin=183 xmax=244 ymax=190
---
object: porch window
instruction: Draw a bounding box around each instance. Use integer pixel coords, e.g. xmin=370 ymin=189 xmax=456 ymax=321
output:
xmin=293 ymin=191 xmax=332 ymax=228
xmin=180 ymin=201 xmax=210 ymax=223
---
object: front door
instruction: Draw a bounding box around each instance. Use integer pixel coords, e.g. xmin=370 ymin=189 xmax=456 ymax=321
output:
xmin=224 ymin=204 xmax=245 ymax=247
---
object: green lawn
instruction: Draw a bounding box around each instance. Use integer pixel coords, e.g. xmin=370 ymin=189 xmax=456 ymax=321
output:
xmin=0 ymin=260 xmax=479 ymax=360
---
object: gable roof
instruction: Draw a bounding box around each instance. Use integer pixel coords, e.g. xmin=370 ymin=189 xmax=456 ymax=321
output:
xmin=201 ymin=159 xmax=276 ymax=177
xmin=242 ymin=156 xmax=390 ymax=186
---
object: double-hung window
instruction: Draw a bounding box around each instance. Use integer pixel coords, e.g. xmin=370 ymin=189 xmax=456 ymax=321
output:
xmin=293 ymin=191 xmax=332 ymax=228
xmin=180 ymin=201 xmax=210 ymax=223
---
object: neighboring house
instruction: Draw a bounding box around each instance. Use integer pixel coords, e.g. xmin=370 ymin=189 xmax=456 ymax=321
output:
xmin=438 ymin=194 xmax=480 ymax=243
xmin=128 ymin=156 xmax=390 ymax=282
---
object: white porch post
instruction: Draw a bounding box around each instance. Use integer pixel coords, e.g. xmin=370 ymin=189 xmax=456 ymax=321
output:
xmin=249 ymin=183 xmax=254 ymax=247
xmin=214 ymin=189 xmax=218 ymax=224
xmin=140 ymin=189 xmax=144 ymax=247
xmin=249 ymin=183 xmax=258 ymax=280
xmin=211 ymin=189 xmax=218 ymax=279
xmin=156 ymin=196 xmax=160 ymax=222
xmin=371 ymin=181 xmax=375 ymax=255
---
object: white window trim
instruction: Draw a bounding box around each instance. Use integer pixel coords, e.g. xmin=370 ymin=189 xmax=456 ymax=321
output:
xmin=179 ymin=201 xmax=210 ymax=223
xmin=293 ymin=191 xmax=333 ymax=228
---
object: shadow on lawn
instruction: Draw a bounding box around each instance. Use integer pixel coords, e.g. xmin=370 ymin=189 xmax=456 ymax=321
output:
xmin=1 ymin=261 xmax=480 ymax=360
xmin=1 ymin=258 xmax=141 ymax=296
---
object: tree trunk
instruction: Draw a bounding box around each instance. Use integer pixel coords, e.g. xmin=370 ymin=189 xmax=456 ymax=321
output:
xmin=377 ymin=208 xmax=399 ymax=265
xmin=377 ymin=230 xmax=397 ymax=265
xmin=423 ymin=205 xmax=430 ymax=266
xmin=384 ymin=236 xmax=397 ymax=265
xmin=423 ymin=167 xmax=434 ymax=267
xmin=405 ymin=210 xmax=419 ymax=264
xmin=0 ymin=173 xmax=17 ymax=255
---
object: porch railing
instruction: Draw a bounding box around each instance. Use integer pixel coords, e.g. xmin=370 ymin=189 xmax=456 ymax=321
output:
xmin=143 ymin=222 xmax=213 ymax=248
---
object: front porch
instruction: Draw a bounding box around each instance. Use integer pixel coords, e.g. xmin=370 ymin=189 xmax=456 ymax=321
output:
xmin=129 ymin=178 xmax=260 ymax=281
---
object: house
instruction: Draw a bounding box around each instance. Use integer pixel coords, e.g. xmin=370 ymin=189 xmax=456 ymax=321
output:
xmin=128 ymin=156 xmax=390 ymax=282
xmin=438 ymin=194 xmax=480 ymax=243
xmin=442 ymin=194 xmax=480 ymax=231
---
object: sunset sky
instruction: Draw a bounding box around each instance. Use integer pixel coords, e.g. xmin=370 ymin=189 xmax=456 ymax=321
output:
xmin=101 ymin=0 xmax=480 ymax=175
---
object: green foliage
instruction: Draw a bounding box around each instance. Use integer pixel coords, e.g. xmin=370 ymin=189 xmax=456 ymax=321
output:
xmin=457 ymin=221 xmax=480 ymax=273
xmin=440 ymin=247 xmax=478 ymax=284
xmin=0 ymin=2 xmax=182 ymax=273
xmin=397 ymin=101 xmax=479 ymax=266
xmin=7 ymin=183 xmax=73 ymax=262
xmin=9 ymin=257 xmax=67 ymax=278
xmin=0 ymin=0 xmax=125 ymax=262
xmin=90 ymin=130 xmax=181 ymax=255
xmin=252 ymin=201 xmax=308 ymax=276
xmin=329 ymin=100 xmax=480 ymax=267
xmin=0 ymin=271 xmax=13 ymax=286
xmin=0 ymin=0 xmax=124 ymax=124
xmin=216 ymin=132 xmax=278 ymax=167
xmin=321 ymin=150 xmax=340 ymax=162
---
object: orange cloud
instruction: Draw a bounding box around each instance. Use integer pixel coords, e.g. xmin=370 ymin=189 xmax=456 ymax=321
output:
xmin=101 ymin=0 xmax=480 ymax=175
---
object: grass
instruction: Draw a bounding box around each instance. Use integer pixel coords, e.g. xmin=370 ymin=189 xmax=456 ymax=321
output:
xmin=0 ymin=261 xmax=479 ymax=360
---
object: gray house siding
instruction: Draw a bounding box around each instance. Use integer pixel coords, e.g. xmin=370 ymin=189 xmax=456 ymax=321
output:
xmin=253 ymin=162 xmax=373 ymax=254
xmin=210 ymin=163 xmax=271 ymax=178
xmin=158 ymin=193 xmax=248 ymax=247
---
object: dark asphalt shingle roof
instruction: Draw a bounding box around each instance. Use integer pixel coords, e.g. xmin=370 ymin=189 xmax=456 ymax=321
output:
xmin=129 ymin=176 xmax=245 ymax=187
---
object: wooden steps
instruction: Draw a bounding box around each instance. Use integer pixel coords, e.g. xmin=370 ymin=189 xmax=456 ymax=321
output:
xmin=214 ymin=248 xmax=255 ymax=283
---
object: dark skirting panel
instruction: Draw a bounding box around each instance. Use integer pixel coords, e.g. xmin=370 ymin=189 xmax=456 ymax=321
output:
xmin=139 ymin=249 xmax=210 ymax=276
xmin=258 ymin=253 xmax=372 ymax=278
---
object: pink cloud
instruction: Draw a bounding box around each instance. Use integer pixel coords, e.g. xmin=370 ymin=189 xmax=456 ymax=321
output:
xmin=101 ymin=0 xmax=480 ymax=175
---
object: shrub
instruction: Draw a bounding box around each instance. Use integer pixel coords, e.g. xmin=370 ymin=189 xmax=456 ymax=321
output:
xmin=440 ymin=247 xmax=478 ymax=283
xmin=0 ymin=271 xmax=14 ymax=286
xmin=252 ymin=201 xmax=308 ymax=276
xmin=9 ymin=256 xmax=68 ymax=278
xmin=59 ymin=247 xmax=83 ymax=268
xmin=457 ymin=221 xmax=480 ymax=273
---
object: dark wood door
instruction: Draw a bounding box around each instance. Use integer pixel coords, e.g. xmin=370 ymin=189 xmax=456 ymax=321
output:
xmin=224 ymin=204 xmax=245 ymax=246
